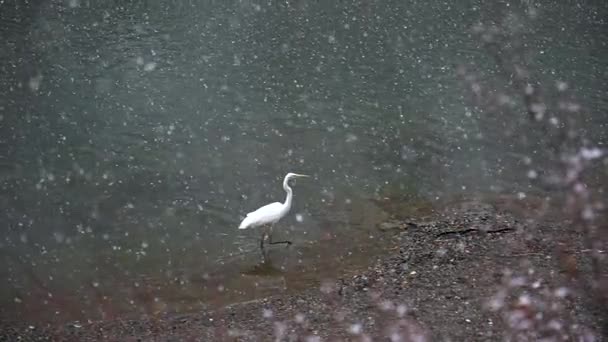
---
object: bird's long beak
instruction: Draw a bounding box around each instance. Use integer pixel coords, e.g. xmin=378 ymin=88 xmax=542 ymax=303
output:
xmin=293 ymin=173 xmax=310 ymax=178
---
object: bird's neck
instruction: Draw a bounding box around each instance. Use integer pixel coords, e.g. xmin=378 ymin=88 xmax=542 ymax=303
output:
xmin=283 ymin=180 xmax=293 ymax=210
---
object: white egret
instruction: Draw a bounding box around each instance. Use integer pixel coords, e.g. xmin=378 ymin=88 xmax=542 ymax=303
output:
xmin=238 ymin=172 xmax=309 ymax=256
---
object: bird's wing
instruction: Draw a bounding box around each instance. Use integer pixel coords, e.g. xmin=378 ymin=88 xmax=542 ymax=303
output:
xmin=239 ymin=202 xmax=284 ymax=229
xmin=248 ymin=202 xmax=283 ymax=217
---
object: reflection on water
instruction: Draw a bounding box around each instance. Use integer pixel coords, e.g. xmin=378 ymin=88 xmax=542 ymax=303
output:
xmin=1 ymin=0 xmax=606 ymax=324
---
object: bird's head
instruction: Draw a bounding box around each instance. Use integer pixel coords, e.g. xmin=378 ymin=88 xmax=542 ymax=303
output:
xmin=284 ymin=172 xmax=310 ymax=186
xmin=286 ymin=172 xmax=309 ymax=179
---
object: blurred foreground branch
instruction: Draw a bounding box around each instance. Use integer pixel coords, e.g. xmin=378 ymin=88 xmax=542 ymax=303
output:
xmin=458 ymin=6 xmax=607 ymax=340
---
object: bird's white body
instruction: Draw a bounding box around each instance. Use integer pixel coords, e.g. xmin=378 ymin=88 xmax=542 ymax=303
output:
xmin=238 ymin=173 xmax=308 ymax=230
xmin=238 ymin=202 xmax=287 ymax=229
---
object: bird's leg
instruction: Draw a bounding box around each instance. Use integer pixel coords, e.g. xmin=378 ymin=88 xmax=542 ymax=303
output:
xmin=269 ymin=239 xmax=292 ymax=246
xmin=268 ymin=224 xmax=274 ymax=244
xmin=260 ymin=229 xmax=268 ymax=259
xmin=260 ymin=230 xmax=265 ymax=251
xmin=268 ymin=225 xmax=292 ymax=246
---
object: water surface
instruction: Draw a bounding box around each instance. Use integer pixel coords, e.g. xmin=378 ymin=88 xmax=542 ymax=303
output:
xmin=1 ymin=0 xmax=606 ymax=323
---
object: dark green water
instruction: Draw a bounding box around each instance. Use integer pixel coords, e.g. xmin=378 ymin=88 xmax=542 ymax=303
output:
xmin=1 ymin=0 xmax=606 ymax=323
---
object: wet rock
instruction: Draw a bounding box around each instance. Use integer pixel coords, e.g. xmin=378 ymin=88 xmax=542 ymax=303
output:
xmin=378 ymin=220 xmax=404 ymax=231
xmin=378 ymin=220 xmax=419 ymax=231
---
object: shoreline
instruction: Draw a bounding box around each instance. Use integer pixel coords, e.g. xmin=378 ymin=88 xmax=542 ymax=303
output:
xmin=2 ymin=196 xmax=605 ymax=341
